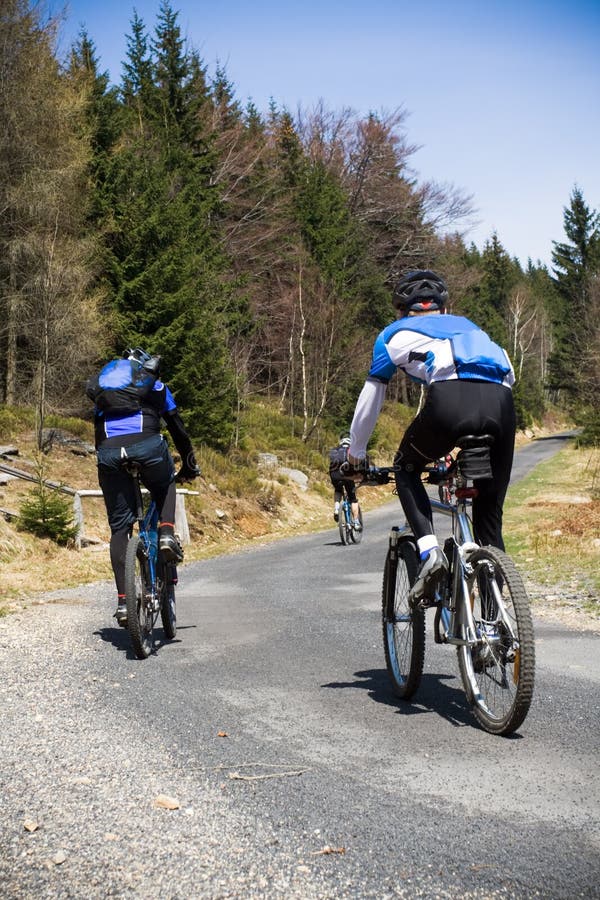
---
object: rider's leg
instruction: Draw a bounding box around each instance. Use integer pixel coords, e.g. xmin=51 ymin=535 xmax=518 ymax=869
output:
xmin=471 ymin=387 xmax=516 ymax=550
xmin=108 ymin=527 xmax=130 ymax=624
xmin=138 ymin=435 xmax=182 ymax=562
xmin=333 ymin=488 xmax=342 ymax=521
xmin=97 ymin=448 xmax=137 ymax=619
xmin=393 ymin=394 xmax=455 ymax=602
xmin=345 ymin=480 xmax=362 ymax=530
xmin=157 ymin=483 xmax=183 ymax=562
xmin=109 ymin=527 xmax=130 ymax=595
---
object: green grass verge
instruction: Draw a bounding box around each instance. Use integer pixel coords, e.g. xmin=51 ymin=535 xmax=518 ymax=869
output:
xmin=504 ymin=444 xmax=600 ymax=598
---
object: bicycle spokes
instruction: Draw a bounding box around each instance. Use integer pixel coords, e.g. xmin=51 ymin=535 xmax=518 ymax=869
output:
xmin=458 ymin=547 xmax=534 ymax=735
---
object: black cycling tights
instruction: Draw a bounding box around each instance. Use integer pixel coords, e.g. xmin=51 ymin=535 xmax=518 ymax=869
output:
xmin=393 ymin=380 xmax=516 ymax=549
xmin=110 ymin=480 xmax=177 ymax=595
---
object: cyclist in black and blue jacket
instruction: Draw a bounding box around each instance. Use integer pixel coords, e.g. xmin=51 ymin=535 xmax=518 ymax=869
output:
xmin=344 ymin=270 xmax=516 ymax=604
xmin=86 ymin=348 xmax=199 ymax=624
xmin=329 ymin=433 xmax=362 ymax=531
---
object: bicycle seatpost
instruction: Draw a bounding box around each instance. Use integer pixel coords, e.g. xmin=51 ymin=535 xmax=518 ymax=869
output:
xmin=121 ymin=459 xmax=144 ymax=522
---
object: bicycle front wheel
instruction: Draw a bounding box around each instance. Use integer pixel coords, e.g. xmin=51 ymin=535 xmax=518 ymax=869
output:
xmin=124 ymin=534 xmax=154 ymax=659
xmin=382 ymin=536 xmax=425 ymax=699
xmin=160 ymin=562 xmax=177 ymax=640
xmin=457 ymin=546 xmax=535 ymax=735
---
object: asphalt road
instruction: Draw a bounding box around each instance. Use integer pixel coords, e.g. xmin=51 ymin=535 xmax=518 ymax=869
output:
xmin=0 ymin=434 xmax=598 ymax=898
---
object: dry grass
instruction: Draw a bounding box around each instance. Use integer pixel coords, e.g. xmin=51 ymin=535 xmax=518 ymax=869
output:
xmin=0 ymin=426 xmax=365 ymax=607
xmin=504 ymin=445 xmax=600 ymax=610
xmin=2 ymin=415 xmax=599 ymax=628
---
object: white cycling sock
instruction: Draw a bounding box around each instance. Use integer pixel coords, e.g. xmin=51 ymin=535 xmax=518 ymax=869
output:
xmin=417 ymin=534 xmax=438 ymax=558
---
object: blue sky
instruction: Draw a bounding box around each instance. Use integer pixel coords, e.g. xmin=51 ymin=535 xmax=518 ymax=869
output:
xmin=55 ymin=0 xmax=600 ymax=269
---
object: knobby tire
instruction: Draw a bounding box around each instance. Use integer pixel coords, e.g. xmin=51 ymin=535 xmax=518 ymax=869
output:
xmin=124 ymin=534 xmax=154 ymax=659
xmin=382 ymin=537 xmax=425 ymax=699
xmin=457 ymin=546 xmax=535 ymax=735
xmin=338 ymin=507 xmax=347 ymax=545
xmin=160 ymin=561 xmax=177 ymax=640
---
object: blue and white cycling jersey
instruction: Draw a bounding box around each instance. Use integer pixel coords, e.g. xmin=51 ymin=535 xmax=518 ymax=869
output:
xmin=95 ymin=381 xmax=177 ymax=445
xmin=369 ymin=314 xmax=514 ymax=387
xmin=349 ymin=314 xmax=514 ymax=460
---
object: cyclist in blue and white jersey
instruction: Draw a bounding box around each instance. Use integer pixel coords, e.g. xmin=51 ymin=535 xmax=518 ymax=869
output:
xmin=87 ymin=348 xmax=199 ymax=624
xmin=344 ymin=270 xmax=516 ymax=604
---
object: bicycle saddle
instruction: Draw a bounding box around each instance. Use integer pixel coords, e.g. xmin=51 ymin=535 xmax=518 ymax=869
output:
xmin=120 ymin=458 xmax=142 ymax=476
xmin=455 ymin=435 xmax=494 ymax=480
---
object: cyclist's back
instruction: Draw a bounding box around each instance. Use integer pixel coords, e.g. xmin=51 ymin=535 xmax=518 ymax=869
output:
xmin=329 ymin=433 xmax=361 ymax=530
xmin=345 ymin=270 xmax=516 ymax=602
xmin=86 ymin=348 xmax=199 ymax=623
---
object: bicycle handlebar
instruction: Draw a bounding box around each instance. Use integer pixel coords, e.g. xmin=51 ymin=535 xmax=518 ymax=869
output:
xmin=358 ymin=465 xmax=400 ymax=486
xmin=359 ymin=460 xmax=457 ymax=487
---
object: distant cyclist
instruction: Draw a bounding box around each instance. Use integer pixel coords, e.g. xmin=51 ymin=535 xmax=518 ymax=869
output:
xmin=329 ymin=433 xmax=362 ymax=532
xmin=343 ymin=270 xmax=516 ymax=603
xmin=86 ymin=348 xmax=200 ymax=624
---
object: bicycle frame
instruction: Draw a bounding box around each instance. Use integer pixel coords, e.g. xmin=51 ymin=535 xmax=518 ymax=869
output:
xmin=380 ymin=462 xmax=517 ymax=651
xmin=429 ymin=490 xmax=482 ymax=649
xmin=129 ymin=466 xmax=160 ymax=612
xmin=430 ymin=479 xmax=518 ymax=651
xmin=341 ymin=493 xmax=353 ymax=526
xmin=375 ymin=450 xmax=534 ymax=734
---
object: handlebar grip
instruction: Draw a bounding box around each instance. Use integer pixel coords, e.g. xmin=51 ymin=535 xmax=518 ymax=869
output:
xmin=365 ymin=466 xmax=391 ymax=485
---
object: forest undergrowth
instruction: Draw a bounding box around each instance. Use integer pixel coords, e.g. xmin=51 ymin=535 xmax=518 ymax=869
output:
xmin=0 ymin=402 xmax=598 ymax=631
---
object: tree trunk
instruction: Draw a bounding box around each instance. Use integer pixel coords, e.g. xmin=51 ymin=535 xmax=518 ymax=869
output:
xmin=5 ymin=258 xmax=18 ymax=406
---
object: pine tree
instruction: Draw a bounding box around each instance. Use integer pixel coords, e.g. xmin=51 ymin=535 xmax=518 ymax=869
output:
xmin=552 ymin=186 xmax=600 ymax=307
xmin=18 ymin=460 xmax=78 ymax=545
xmin=88 ymin=4 xmax=238 ymax=448
xmin=548 ymin=187 xmax=600 ymax=398
xmin=69 ymin=31 xmax=122 ymax=225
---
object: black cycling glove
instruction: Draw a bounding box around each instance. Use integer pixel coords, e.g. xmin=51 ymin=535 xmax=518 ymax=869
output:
xmin=164 ymin=410 xmax=200 ymax=479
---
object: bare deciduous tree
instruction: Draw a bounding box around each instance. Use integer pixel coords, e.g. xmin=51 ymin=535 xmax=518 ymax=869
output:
xmin=0 ymin=1 xmax=102 ymax=442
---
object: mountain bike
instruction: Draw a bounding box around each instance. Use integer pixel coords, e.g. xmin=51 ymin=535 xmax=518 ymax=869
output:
xmin=366 ymin=435 xmax=535 ymax=735
xmin=120 ymin=459 xmax=178 ymax=659
xmin=338 ymin=485 xmax=363 ymax=545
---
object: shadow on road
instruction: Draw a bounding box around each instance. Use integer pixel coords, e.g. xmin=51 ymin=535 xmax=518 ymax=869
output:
xmin=323 ymin=668 xmax=483 ymax=730
xmin=94 ymin=625 xmax=136 ymax=658
xmin=93 ymin=625 xmax=184 ymax=659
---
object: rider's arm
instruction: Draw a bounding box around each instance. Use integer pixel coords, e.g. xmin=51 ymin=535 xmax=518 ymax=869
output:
xmin=163 ymin=409 xmax=199 ymax=475
xmin=348 ymin=377 xmax=387 ymax=463
xmin=157 ymin=385 xmax=199 ymax=476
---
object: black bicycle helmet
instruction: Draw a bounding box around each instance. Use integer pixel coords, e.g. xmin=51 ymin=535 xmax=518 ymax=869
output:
xmin=123 ymin=347 xmax=161 ymax=375
xmin=392 ymin=270 xmax=449 ymax=312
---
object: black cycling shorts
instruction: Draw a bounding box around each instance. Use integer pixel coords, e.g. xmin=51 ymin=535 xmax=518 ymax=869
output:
xmin=395 ymin=380 xmax=515 ymax=473
xmin=394 ymin=380 xmax=516 ymax=547
xmin=97 ymin=433 xmax=175 ymax=533
xmin=330 ymin=470 xmax=358 ymax=504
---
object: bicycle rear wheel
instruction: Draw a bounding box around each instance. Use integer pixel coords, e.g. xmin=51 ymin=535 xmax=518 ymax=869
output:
xmin=338 ymin=501 xmax=350 ymax=545
xmin=338 ymin=510 xmax=347 ymax=544
xmin=382 ymin=535 xmax=425 ymax=699
xmin=124 ymin=534 xmax=154 ymax=659
xmin=457 ymin=546 xmax=535 ymax=735
xmin=160 ymin=562 xmax=177 ymax=640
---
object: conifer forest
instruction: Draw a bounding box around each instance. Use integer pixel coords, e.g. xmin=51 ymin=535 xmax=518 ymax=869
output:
xmin=1 ymin=0 xmax=599 ymax=449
